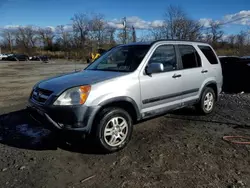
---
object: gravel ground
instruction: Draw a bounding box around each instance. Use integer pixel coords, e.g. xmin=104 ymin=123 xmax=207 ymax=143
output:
xmin=0 ymin=61 xmax=250 ymax=188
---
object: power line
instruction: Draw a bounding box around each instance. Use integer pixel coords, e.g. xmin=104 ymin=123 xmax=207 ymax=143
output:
xmin=201 ymin=15 xmax=250 ymax=30
xmin=219 ymin=15 xmax=250 ymax=26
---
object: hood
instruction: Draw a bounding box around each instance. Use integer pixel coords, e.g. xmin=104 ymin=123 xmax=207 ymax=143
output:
xmin=38 ymin=70 xmax=128 ymax=95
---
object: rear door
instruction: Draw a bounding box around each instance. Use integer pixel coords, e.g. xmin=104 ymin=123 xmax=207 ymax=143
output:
xmin=177 ymin=44 xmax=205 ymax=104
xmin=139 ymin=44 xmax=183 ymax=116
xmin=198 ymin=45 xmax=223 ymax=94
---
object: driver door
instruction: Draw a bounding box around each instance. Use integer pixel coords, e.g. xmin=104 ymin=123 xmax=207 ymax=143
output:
xmin=139 ymin=44 xmax=183 ymax=116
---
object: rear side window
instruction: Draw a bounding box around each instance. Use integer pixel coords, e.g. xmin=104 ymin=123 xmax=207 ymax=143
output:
xmin=178 ymin=45 xmax=201 ymax=69
xmin=198 ymin=45 xmax=218 ymax=64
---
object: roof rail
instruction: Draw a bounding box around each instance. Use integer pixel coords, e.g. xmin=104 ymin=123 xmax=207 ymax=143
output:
xmin=150 ymin=39 xmax=206 ymax=45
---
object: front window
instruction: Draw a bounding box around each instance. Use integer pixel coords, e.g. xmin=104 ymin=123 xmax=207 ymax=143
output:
xmin=86 ymin=45 xmax=150 ymax=72
xmin=148 ymin=45 xmax=177 ymax=72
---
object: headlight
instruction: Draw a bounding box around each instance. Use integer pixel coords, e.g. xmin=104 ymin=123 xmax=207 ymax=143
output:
xmin=53 ymin=85 xmax=91 ymax=106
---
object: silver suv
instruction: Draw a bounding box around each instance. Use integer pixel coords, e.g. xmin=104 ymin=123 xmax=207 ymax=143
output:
xmin=28 ymin=40 xmax=223 ymax=152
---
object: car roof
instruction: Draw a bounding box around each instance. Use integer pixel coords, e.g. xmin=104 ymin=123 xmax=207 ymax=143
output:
xmin=122 ymin=39 xmax=210 ymax=47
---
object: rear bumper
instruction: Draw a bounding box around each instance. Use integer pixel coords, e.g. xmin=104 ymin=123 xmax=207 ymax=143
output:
xmin=27 ymin=99 xmax=100 ymax=133
xmin=217 ymin=84 xmax=222 ymax=100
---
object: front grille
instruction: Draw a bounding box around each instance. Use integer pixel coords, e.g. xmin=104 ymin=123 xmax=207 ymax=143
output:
xmin=32 ymin=88 xmax=53 ymax=103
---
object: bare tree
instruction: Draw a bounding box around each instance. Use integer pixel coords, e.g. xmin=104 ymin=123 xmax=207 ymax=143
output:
xmin=235 ymin=31 xmax=248 ymax=55
xmin=117 ymin=30 xmax=126 ymax=44
xmin=137 ymin=30 xmax=152 ymax=42
xmin=15 ymin=26 xmax=37 ymax=54
xmin=3 ymin=9 xmax=249 ymax=59
xmin=161 ymin=5 xmax=203 ymax=40
xmin=71 ymin=13 xmax=91 ymax=49
xmin=205 ymin=21 xmax=224 ymax=46
xmin=56 ymin=25 xmax=76 ymax=58
xmin=56 ymin=25 xmax=71 ymax=50
xmin=150 ymin=25 xmax=168 ymax=40
xmin=247 ymin=26 xmax=250 ymax=45
xmin=0 ymin=29 xmax=15 ymax=52
xmin=38 ymin=27 xmax=55 ymax=50
xmin=117 ymin=28 xmax=134 ymax=44
xmin=106 ymin=26 xmax=116 ymax=45
xmin=236 ymin=31 xmax=247 ymax=45
xmin=165 ymin=5 xmax=184 ymax=39
xmin=89 ymin=13 xmax=106 ymax=47
xmin=227 ymin=35 xmax=236 ymax=44
xmin=181 ymin=20 xmax=203 ymax=40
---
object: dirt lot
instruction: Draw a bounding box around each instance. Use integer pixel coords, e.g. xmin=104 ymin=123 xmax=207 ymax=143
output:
xmin=0 ymin=61 xmax=250 ymax=188
xmin=0 ymin=60 xmax=85 ymax=114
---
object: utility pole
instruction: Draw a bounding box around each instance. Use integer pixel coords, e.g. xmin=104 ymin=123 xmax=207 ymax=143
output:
xmin=132 ymin=25 xmax=136 ymax=42
xmin=123 ymin=17 xmax=127 ymax=44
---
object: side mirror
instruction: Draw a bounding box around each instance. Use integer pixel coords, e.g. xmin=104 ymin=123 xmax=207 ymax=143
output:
xmin=146 ymin=63 xmax=164 ymax=74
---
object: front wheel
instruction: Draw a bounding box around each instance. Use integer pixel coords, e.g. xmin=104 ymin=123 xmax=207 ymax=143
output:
xmin=94 ymin=107 xmax=133 ymax=153
xmin=196 ymin=87 xmax=216 ymax=114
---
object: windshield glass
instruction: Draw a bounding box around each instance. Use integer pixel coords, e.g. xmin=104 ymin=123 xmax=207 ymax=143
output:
xmin=86 ymin=45 xmax=150 ymax=72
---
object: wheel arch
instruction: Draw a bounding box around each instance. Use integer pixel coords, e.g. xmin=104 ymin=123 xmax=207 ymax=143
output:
xmin=200 ymin=81 xmax=218 ymax=101
xmin=97 ymin=96 xmax=141 ymax=123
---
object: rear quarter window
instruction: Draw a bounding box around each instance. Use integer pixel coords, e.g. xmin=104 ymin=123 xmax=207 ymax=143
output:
xmin=198 ymin=45 xmax=218 ymax=65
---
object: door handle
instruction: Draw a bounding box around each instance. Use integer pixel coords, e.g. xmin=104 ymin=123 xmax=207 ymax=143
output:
xmin=172 ymin=74 xmax=182 ymax=78
xmin=201 ymin=70 xmax=208 ymax=73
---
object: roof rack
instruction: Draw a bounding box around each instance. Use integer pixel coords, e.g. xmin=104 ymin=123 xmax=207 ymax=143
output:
xmin=150 ymin=39 xmax=205 ymax=45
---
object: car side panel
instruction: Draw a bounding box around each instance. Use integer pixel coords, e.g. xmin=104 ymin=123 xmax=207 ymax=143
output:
xmin=176 ymin=44 xmax=206 ymax=103
xmin=139 ymin=70 xmax=183 ymax=114
xmin=85 ymin=73 xmax=142 ymax=111
xmin=180 ymin=67 xmax=205 ymax=102
xmin=138 ymin=43 xmax=183 ymax=115
xmin=195 ymin=44 xmax=223 ymax=96
xmin=182 ymin=77 xmax=218 ymax=104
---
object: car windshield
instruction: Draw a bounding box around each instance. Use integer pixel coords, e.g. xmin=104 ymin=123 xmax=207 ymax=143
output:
xmin=86 ymin=45 xmax=150 ymax=72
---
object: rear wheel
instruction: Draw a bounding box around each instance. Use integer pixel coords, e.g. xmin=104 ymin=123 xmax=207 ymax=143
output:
xmin=196 ymin=87 xmax=216 ymax=114
xmin=93 ymin=107 xmax=133 ymax=153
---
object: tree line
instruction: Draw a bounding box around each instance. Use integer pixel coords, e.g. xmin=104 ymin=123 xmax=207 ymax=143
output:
xmin=1 ymin=5 xmax=249 ymax=60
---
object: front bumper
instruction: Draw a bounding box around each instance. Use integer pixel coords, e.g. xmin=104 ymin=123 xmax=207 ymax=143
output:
xmin=27 ymin=99 xmax=100 ymax=133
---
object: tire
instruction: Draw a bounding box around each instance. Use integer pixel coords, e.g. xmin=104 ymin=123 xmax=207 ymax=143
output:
xmin=93 ymin=107 xmax=133 ymax=153
xmin=196 ymin=87 xmax=216 ymax=115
